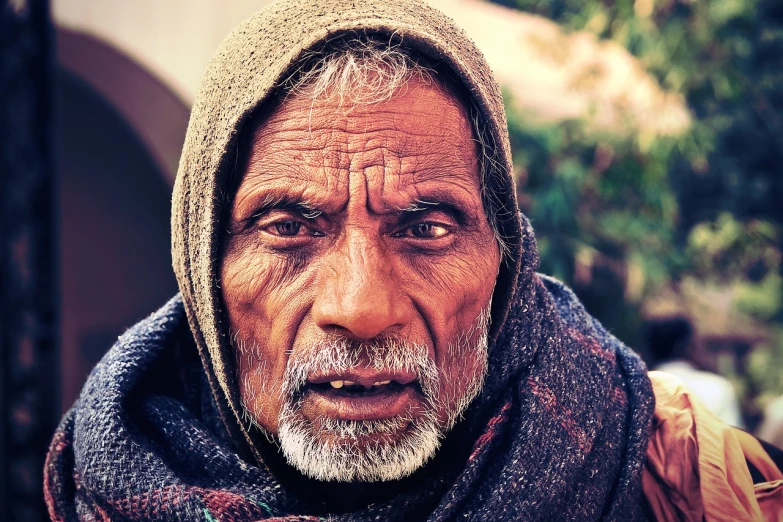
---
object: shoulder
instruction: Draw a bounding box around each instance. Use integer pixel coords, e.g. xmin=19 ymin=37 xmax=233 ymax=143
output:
xmin=643 ymin=371 xmax=783 ymax=521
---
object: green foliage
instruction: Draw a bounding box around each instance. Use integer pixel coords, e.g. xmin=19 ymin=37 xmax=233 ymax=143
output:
xmin=493 ymin=0 xmax=783 ymax=407
xmin=501 ymin=0 xmax=783 ymax=225
xmin=506 ymin=97 xmax=682 ymax=345
xmin=747 ymin=327 xmax=783 ymax=400
xmin=687 ymin=213 xmax=780 ymax=283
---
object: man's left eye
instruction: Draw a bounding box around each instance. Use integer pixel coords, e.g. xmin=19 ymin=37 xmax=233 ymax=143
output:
xmin=403 ymin=223 xmax=450 ymax=239
xmin=274 ymin=220 xmax=303 ymax=236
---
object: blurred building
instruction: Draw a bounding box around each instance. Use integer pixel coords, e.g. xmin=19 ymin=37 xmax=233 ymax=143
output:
xmin=52 ymin=0 xmax=277 ymax=412
xmin=644 ymin=280 xmax=770 ymax=427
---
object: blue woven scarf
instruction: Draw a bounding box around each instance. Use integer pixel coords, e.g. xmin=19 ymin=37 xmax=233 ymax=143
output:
xmin=45 ymin=272 xmax=654 ymax=521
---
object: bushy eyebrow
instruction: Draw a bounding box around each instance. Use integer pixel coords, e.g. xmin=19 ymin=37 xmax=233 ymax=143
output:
xmin=227 ymin=193 xmax=324 ymax=236
xmin=231 ymin=186 xmax=480 ymax=234
xmin=393 ymin=191 xmax=479 ymax=226
xmin=398 ymin=199 xmax=441 ymax=213
xmin=247 ymin=194 xmax=323 ymax=220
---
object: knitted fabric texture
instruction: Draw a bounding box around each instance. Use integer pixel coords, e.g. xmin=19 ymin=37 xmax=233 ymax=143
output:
xmin=46 ymin=0 xmax=656 ymax=520
xmin=46 ymin=284 xmax=653 ymax=521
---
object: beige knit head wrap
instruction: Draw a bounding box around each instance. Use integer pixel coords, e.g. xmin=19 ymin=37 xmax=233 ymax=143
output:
xmin=172 ymin=0 xmax=525 ymax=460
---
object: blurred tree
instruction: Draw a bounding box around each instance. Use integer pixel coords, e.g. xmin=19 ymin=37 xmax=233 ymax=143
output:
xmin=493 ymin=0 xmax=783 ymax=405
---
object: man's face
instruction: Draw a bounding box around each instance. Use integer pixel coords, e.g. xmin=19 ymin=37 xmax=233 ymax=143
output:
xmin=220 ymin=78 xmax=501 ymax=481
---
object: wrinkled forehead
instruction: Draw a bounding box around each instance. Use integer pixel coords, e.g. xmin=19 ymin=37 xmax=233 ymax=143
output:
xmin=225 ymin=63 xmax=479 ymax=207
xmin=256 ymin=77 xmax=474 ymax=164
xmin=232 ymin=80 xmax=483 ymax=220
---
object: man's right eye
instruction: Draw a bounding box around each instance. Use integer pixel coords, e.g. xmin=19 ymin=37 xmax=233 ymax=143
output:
xmin=274 ymin=220 xmax=303 ymax=236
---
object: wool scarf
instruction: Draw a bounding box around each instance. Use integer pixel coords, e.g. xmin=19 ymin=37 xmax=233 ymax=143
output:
xmin=46 ymin=0 xmax=655 ymax=519
xmin=45 ymin=272 xmax=654 ymax=521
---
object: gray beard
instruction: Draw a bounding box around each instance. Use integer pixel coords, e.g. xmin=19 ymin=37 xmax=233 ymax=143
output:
xmin=278 ymin=401 xmax=443 ymax=482
xmin=238 ymin=308 xmax=490 ymax=483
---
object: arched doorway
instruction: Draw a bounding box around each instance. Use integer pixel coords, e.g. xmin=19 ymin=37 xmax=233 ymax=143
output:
xmin=55 ymin=29 xmax=188 ymax=411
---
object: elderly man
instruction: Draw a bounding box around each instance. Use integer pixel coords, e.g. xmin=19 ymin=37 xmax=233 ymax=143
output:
xmin=45 ymin=0 xmax=782 ymax=520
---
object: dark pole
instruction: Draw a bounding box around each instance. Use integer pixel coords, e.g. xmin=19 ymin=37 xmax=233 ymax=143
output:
xmin=0 ymin=0 xmax=58 ymax=520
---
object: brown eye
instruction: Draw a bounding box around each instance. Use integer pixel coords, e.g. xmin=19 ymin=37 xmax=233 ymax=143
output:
xmin=274 ymin=221 xmax=302 ymax=236
xmin=410 ymin=223 xmax=448 ymax=238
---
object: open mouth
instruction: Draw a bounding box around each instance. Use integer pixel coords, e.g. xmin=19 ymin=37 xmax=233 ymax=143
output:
xmin=300 ymin=372 xmax=423 ymax=422
xmin=309 ymin=379 xmax=405 ymax=397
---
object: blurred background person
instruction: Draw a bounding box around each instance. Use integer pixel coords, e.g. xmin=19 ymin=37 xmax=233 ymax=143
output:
xmin=758 ymin=395 xmax=783 ymax=448
xmin=647 ymin=316 xmax=744 ymax=428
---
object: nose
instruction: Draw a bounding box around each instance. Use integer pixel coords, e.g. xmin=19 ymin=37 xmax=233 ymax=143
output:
xmin=312 ymin=231 xmax=411 ymax=340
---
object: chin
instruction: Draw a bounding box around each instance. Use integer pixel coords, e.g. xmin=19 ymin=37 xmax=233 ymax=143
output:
xmin=277 ymin=408 xmax=443 ymax=482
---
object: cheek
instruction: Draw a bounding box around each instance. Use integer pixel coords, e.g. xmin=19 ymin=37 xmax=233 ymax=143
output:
xmin=236 ymin=347 xmax=284 ymax=433
xmin=437 ymin=329 xmax=487 ymax=404
xmin=402 ymin=234 xmax=498 ymax=415
xmin=221 ymin=237 xmax=316 ymax=335
xmin=223 ymin=239 xmax=291 ymax=311
xmin=221 ymin=238 xmax=316 ymax=433
xmin=404 ymin=232 xmax=499 ymax=342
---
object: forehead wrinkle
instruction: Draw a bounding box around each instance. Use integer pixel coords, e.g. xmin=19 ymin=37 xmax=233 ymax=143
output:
xmin=233 ymin=162 xmax=345 ymax=216
xmin=241 ymin=79 xmax=480 ymax=219
xmin=243 ymin=155 xmax=328 ymax=187
xmin=384 ymin=102 xmax=478 ymax=175
xmin=263 ymin=84 xmax=472 ymax=149
xmin=364 ymin=144 xmax=482 ymax=217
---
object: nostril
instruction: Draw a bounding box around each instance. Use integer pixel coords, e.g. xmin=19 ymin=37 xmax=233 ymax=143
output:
xmin=312 ymin=295 xmax=411 ymax=341
xmin=311 ymin=249 xmax=413 ymax=340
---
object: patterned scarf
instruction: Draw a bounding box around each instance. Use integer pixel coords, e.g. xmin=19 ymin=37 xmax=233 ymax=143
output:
xmin=45 ymin=267 xmax=654 ymax=521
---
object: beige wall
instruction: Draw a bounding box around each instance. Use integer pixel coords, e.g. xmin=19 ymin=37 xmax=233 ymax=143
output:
xmin=53 ymin=0 xmax=689 ymax=137
xmin=53 ymin=0 xmax=276 ymax=104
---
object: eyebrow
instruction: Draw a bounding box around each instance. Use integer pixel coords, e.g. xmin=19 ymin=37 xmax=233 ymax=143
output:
xmin=398 ymin=199 xmax=441 ymax=213
xmin=398 ymin=187 xmax=479 ymax=217
xmin=232 ymin=186 xmax=479 ymax=232
xmin=247 ymin=194 xmax=323 ymax=220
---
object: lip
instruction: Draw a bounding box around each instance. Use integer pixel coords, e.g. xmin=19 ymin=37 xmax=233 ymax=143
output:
xmin=307 ymin=368 xmax=418 ymax=387
xmin=300 ymin=383 xmax=422 ymax=422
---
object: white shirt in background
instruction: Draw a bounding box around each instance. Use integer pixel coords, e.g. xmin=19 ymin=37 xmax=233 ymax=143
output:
xmin=654 ymin=360 xmax=745 ymax=429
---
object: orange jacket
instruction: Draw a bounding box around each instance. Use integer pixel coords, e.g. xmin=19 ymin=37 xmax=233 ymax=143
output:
xmin=643 ymin=371 xmax=783 ymax=521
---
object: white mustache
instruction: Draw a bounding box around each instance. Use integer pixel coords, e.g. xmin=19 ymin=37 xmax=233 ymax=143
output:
xmin=282 ymin=338 xmax=439 ymax=400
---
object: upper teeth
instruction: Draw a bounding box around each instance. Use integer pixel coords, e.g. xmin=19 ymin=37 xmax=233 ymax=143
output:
xmin=328 ymin=379 xmax=392 ymax=388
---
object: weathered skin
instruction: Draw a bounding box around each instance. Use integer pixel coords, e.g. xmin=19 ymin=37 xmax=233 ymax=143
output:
xmin=220 ymin=78 xmax=501 ymax=447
